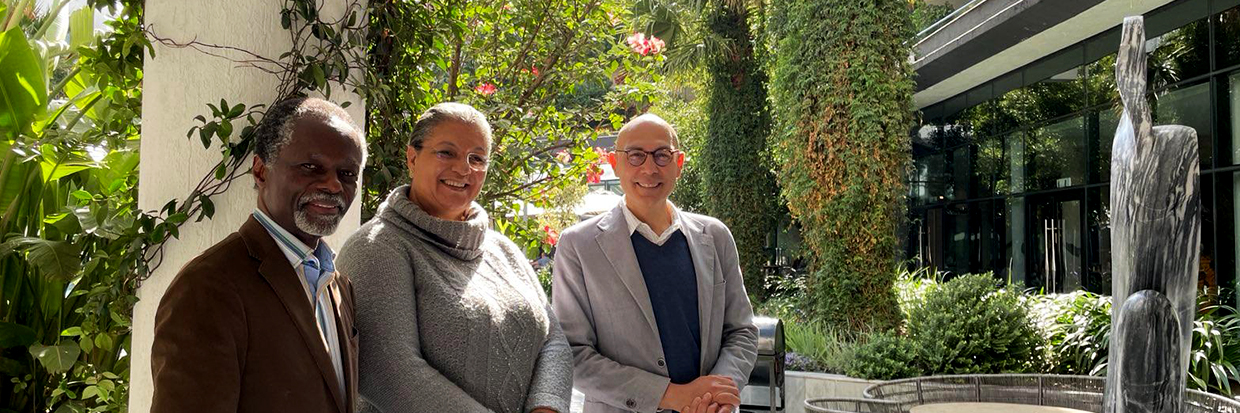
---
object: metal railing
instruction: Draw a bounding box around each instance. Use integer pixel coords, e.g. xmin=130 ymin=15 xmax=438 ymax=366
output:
xmin=805 ymin=374 xmax=1240 ymax=413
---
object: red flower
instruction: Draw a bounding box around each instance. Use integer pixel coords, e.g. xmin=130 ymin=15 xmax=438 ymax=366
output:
xmin=474 ymin=82 xmax=497 ymax=96
xmin=531 ymin=66 xmax=540 ymax=76
xmin=586 ymin=164 xmax=603 ymax=184
xmin=543 ymin=225 xmax=560 ymax=247
xmin=626 ymin=33 xmax=650 ymax=55
xmin=648 ymin=36 xmax=665 ymax=55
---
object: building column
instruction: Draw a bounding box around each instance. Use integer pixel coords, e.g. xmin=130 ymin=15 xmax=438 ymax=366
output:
xmin=132 ymin=1 xmax=364 ymax=411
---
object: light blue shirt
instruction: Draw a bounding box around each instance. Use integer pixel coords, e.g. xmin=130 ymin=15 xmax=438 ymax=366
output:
xmin=252 ymin=210 xmax=345 ymax=392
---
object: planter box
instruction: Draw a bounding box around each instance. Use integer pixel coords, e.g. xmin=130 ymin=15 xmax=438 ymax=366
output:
xmin=740 ymin=371 xmax=880 ymax=413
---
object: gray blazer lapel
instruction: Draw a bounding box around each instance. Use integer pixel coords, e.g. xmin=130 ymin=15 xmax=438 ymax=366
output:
xmin=594 ymin=205 xmax=661 ymax=341
xmin=681 ymin=215 xmax=717 ymax=373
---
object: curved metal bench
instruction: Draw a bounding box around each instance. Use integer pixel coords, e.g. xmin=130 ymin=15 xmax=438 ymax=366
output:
xmin=804 ymin=374 xmax=1240 ymax=413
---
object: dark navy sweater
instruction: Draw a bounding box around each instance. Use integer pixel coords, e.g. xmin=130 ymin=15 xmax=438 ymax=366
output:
xmin=631 ymin=231 xmax=701 ymax=385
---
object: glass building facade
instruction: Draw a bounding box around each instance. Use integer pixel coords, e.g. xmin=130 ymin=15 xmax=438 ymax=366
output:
xmin=908 ymin=0 xmax=1240 ymax=304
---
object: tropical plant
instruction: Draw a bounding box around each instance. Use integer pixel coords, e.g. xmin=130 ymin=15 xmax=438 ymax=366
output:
xmin=767 ymin=0 xmax=916 ymax=331
xmin=365 ymin=0 xmax=665 ymax=258
xmin=1 ymin=1 xmax=148 ymax=411
xmin=1189 ymin=304 xmax=1240 ymax=396
xmin=1028 ymin=291 xmax=1112 ymax=376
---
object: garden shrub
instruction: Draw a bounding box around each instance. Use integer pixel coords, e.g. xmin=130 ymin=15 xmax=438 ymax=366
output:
xmin=767 ymin=0 xmax=915 ymax=332
xmin=906 ymin=274 xmax=1043 ymax=375
xmin=845 ymin=331 xmax=922 ymax=380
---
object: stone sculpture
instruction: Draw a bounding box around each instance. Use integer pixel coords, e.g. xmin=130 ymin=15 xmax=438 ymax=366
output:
xmin=1103 ymin=15 xmax=1202 ymax=413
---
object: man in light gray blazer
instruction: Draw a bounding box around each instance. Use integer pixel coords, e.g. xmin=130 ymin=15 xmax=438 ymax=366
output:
xmin=552 ymin=114 xmax=758 ymax=413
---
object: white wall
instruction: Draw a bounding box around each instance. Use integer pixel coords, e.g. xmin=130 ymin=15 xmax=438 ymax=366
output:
xmin=133 ymin=1 xmax=364 ymax=411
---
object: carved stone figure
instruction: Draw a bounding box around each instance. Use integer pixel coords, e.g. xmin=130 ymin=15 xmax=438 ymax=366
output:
xmin=1103 ymin=15 xmax=1201 ymax=413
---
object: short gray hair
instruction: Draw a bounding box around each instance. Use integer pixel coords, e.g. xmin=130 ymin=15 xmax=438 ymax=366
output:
xmin=408 ymin=102 xmax=492 ymax=149
xmin=254 ymin=96 xmax=365 ymax=163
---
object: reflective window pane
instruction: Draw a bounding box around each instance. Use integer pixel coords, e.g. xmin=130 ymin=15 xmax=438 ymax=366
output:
xmin=973 ymin=134 xmax=1007 ymax=197
xmin=1093 ymin=108 xmax=1120 ymax=183
xmin=1202 ymin=174 xmax=1218 ymax=294
xmin=1013 ymin=65 xmax=1086 ymax=125
xmin=1216 ymin=172 xmax=1239 ymax=306
xmin=950 ymin=146 xmax=970 ymax=200
xmin=1215 ymin=5 xmax=1240 ymax=70
xmin=1220 ymin=71 xmax=1240 ymax=166
xmin=969 ymin=200 xmax=1006 ymax=276
xmin=1007 ymin=196 xmax=1028 ymax=286
xmin=1146 ymin=18 xmax=1210 ymax=88
xmin=1152 ymin=81 xmax=1213 ymax=168
xmin=945 ymin=203 xmax=969 ymax=274
xmin=1027 ymin=117 xmax=1087 ymax=191
xmin=1086 ymin=54 xmax=1118 ymax=107
xmin=911 ymin=155 xmax=947 ymax=205
xmin=1008 ymin=133 xmax=1026 ymax=194
xmin=1087 ymin=187 xmax=1112 ymax=293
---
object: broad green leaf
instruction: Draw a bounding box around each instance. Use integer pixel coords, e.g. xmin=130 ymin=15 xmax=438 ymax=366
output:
xmin=0 ymin=322 xmax=37 ymax=347
xmin=60 ymin=327 xmax=82 ymax=337
xmin=0 ymin=27 xmax=48 ymax=136
xmin=71 ymin=206 xmax=97 ymax=233
xmin=93 ymin=333 xmax=111 ymax=351
xmin=12 ymin=237 xmax=82 ymax=281
xmin=40 ymin=160 xmax=92 ymax=182
xmin=67 ymin=6 xmax=94 ymax=50
xmin=53 ymin=402 xmax=85 ymax=413
xmin=28 ymin=343 xmax=79 ymax=373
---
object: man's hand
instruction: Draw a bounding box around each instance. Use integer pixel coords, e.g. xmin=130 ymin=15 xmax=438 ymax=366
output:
xmin=658 ymin=375 xmax=739 ymax=411
xmin=681 ymin=392 xmax=738 ymax=413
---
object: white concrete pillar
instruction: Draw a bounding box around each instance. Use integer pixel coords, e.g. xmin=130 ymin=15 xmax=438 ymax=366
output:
xmin=133 ymin=1 xmax=364 ymax=411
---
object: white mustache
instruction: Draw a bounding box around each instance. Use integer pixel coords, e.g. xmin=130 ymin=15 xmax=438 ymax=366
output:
xmin=299 ymin=193 xmax=345 ymax=211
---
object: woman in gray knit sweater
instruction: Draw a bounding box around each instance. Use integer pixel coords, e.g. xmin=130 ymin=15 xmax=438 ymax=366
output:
xmin=337 ymin=103 xmax=572 ymax=413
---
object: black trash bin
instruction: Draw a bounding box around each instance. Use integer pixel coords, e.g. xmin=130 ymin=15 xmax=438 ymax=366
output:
xmin=740 ymin=316 xmax=784 ymax=413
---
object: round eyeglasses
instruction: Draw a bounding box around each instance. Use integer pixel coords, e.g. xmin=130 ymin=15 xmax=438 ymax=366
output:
xmin=615 ymin=148 xmax=678 ymax=167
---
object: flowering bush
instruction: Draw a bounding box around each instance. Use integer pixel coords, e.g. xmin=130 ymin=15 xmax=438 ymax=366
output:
xmin=626 ymin=32 xmax=665 ymax=56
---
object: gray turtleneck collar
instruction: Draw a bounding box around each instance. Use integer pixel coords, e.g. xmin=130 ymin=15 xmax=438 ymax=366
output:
xmin=376 ymin=185 xmax=489 ymax=261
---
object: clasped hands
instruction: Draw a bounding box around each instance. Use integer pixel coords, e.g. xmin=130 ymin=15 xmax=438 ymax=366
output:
xmin=659 ymin=375 xmax=740 ymax=413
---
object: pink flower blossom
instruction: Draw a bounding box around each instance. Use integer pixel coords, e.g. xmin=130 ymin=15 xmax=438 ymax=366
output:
xmin=648 ymin=36 xmax=665 ymax=55
xmin=543 ymin=225 xmax=560 ymax=247
xmin=625 ymin=33 xmax=665 ymax=56
xmin=555 ymin=149 xmax=572 ymax=163
xmin=474 ymin=82 xmax=497 ymax=96
xmin=586 ymin=164 xmax=603 ymax=184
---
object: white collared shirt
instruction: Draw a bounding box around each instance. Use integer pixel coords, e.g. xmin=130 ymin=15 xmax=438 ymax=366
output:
xmin=620 ymin=198 xmax=685 ymax=246
xmin=252 ymin=210 xmax=345 ymax=393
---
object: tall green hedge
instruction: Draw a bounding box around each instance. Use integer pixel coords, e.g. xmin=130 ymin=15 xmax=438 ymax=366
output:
xmin=703 ymin=4 xmax=778 ymax=301
xmin=768 ymin=0 xmax=915 ymax=330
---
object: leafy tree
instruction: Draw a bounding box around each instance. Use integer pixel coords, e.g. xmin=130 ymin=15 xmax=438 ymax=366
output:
xmin=768 ymin=0 xmax=915 ymax=331
xmin=365 ymin=0 xmax=663 ymax=256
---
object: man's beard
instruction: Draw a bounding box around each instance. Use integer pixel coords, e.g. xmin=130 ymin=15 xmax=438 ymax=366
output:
xmin=295 ymin=192 xmax=347 ymax=236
